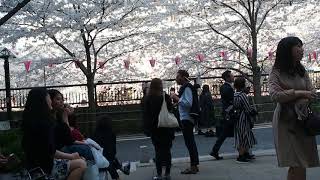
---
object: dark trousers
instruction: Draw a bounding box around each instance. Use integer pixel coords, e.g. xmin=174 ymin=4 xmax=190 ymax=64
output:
xmin=211 ymin=121 xmax=233 ymax=153
xmin=211 ymin=128 xmax=227 ymax=153
xmin=151 ymin=129 xmax=174 ymax=176
xmin=181 ymin=120 xmax=199 ymax=166
xmin=107 ymin=158 xmax=121 ymax=179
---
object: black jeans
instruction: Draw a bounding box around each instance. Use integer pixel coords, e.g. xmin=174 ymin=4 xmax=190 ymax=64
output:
xmin=211 ymin=129 xmax=227 ymax=154
xmin=211 ymin=121 xmax=233 ymax=153
xmin=181 ymin=120 xmax=199 ymax=166
xmin=107 ymin=158 xmax=121 ymax=179
xmin=151 ymin=129 xmax=174 ymax=176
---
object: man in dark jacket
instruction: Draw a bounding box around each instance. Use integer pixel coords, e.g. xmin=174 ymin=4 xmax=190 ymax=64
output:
xmin=171 ymin=70 xmax=200 ymax=174
xmin=209 ymin=70 xmax=235 ymax=160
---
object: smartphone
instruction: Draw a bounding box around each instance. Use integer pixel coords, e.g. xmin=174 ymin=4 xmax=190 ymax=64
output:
xmin=28 ymin=167 xmax=47 ymax=180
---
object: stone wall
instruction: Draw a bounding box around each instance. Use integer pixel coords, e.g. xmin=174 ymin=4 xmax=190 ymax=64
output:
xmin=0 ymin=96 xmax=276 ymax=135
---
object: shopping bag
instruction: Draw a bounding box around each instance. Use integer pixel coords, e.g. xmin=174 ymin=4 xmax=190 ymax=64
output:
xmin=158 ymin=92 xmax=179 ymax=128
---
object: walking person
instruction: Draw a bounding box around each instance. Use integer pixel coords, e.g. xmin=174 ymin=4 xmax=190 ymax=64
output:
xmin=233 ymin=77 xmax=257 ymax=163
xmin=199 ymin=85 xmax=215 ymax=137
xmin=269 ymin=36 xmax=319 ymax=180
xmin=143 ymin=78 xmax=175 ymax=180
xmin=171 ymin=70 xmax=200 ymax=174
xmin=209 ymin=70 xmax=235 ymax=160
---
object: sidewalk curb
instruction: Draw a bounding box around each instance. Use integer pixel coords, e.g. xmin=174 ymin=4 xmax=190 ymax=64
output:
xmin=137 ymin=148 xmax=277 ymax=168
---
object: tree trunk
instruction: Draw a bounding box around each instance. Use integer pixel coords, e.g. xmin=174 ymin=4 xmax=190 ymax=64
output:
xmin=251 ymin=31 xmax=262 ymax=103
xmin=252 ymin=67 xmax=262 ymax=102
xmin=86 ymin=73 xmax=96 ymax=134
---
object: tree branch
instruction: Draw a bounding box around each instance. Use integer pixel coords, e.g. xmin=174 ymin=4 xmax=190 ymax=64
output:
xmin=256 ymin=0 xmax=283 ymax=33
xmin=50 ymin=35 xmax=75 ymax=57
xmin=206 ymin=21 xmax=247 ymax=56
xmin=201 ymin=65 xmax=254 ymax=84
xmin=0 ymin=0 xmax=32 ymax=26
xmin=96 ymin=32 xmax=141 ymax=55
xmin=94 ymin=48 xmax=140 ymax=74
xmin=214 ymin=0 xmax=251 ymax=28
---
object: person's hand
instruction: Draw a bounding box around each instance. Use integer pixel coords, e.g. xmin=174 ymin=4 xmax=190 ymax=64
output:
xmin=0 ymin=158 xmax=8 ymax=164
xmin=295 ymin=90 xmax=317 ymax=99
xmin=62 ymin=109 xmax=69 ymax=123
xmin=70 ymin=153 xmax=81 ymax=160
xmin=64 ymin=104 xmax=74 ymax=115
xmin=170 ymin=94 xmax=179 ymax=103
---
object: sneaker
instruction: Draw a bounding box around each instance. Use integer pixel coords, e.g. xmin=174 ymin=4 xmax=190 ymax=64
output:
xmin=153 ymin=176 xmax=162 ymax=180
xmin=209 ymin=151 xmax=223 ymax=160
xmin=205 ymin=130 xmax=215 ymax=137
xmin=236 ymin=156 xmax=250 ymax=163
xmin=121 ymin=162 xmax=131 ymax=175
xmin=180 ymin=167 xmax=198 ymax=174
xmin=244 ymin=152 xmax=255 ymax=160
xmin=198 ymin=130 xmax=205 ymax=135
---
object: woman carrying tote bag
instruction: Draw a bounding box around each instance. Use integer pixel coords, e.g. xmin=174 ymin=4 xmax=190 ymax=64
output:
xmin=143 ymin=78 xmax=176 ymax=180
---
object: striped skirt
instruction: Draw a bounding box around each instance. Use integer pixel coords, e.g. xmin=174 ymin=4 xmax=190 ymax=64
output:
xmin=234 ymin=113 xmax=257 ymax=149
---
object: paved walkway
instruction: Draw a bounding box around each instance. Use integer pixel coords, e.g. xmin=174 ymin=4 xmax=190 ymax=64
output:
xmin=1 ymin=151 xmax=320 ymax=180
xmin=120 ymin=151 xmax=320 ymax=180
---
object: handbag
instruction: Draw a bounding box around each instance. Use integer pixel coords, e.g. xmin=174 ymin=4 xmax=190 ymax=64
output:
xmin=158 ymin=92 xmax=179 ymax=128
xmin=304 ymin=107 xmax=320 ymax=136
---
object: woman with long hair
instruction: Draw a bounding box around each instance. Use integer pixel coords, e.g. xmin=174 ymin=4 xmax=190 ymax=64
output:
xmin=48 ymin=89 xmax=94 ymax=161
xmin=199 ymin=84 xmax=215 ymax=137
xmin=21 ymin=88 xmax=86 ymax=180
xmin=143 ymin=78 xmax=175 ymax=180
xmin=233 ymin=77 xmax=257 ymax=163
xmin=269 ymin=36 xmax=319 ymax=180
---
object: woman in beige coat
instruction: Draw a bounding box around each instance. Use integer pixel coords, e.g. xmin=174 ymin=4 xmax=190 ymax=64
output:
xmin=269 ymin=36 xmax=319 ymax=180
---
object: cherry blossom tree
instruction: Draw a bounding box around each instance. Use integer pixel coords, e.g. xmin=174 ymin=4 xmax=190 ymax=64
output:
xmin=1 ymin=0 xmax=169 ymax=115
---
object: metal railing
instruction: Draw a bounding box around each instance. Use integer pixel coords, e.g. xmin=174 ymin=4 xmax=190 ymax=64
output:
xmin=0 ymin=71 xmax=320 ymax=109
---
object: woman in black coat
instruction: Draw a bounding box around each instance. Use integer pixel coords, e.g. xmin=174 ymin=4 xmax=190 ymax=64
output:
xmin=199 ymin=85 xmax=215 ymax=137
xmin=143 ymin=78 xmax=175 ymax=180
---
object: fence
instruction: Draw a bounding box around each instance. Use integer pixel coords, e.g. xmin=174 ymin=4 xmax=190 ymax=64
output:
xmin=1 ymin=71 xmax=320 ymax=109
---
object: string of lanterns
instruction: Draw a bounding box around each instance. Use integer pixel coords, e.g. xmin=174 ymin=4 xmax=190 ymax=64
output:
xmin=20 ymin=50 xmax=319 ymax=72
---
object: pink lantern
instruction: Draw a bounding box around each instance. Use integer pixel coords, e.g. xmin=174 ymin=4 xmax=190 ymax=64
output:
xmin=196 ymin=53 xmax=205 ymax=62
xmin=268 ymin=50 xmax=273 ymax=60
xmin=124 ymin=59 xmax=130 ymax=69
xmin=175 ymin=56 xmax=181 ymax=65
xmin=247 ymin=48 xmax=253 ymax=60
xmin=23 ymin=60 xmax=32 ymax=73
xmin=219 ymin=51 xmax=227 ymax=60
xmin=308 ymin=53 xmax=312 ymax=62
xmin=313 ymin=51 xmax=317 ymax=60
xmin=98 ymin=61 xmax=105 ymax=69
xmin=149 ymin=58 xmax=156 ymax=67
xmin=74 ymin=60 xmax=80 ymax=68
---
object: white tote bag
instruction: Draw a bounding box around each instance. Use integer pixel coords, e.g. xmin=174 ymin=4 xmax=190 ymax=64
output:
xmin=158 ymin=92 xmax=179 ymax=128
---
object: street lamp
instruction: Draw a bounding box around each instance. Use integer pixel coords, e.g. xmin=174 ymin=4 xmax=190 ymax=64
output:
xmin=0 ymin=48 xmax=16 ymax=121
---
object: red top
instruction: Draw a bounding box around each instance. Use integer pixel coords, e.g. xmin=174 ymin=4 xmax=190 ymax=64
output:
xmin=70 ymin=128 xmax=85 ymax=141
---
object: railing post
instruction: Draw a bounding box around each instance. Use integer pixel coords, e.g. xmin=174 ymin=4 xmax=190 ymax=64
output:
xmin=4 ymin=57 xmax=12 ymax=120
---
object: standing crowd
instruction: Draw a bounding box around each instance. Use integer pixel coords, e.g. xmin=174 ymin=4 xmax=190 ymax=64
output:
xmin=142 ymin=36 xmax=319 ymax=180
xmin=142 ymin=69 xmax=258 ymax=180
xmin=19 ymin=36 xmax=319 ymax=180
